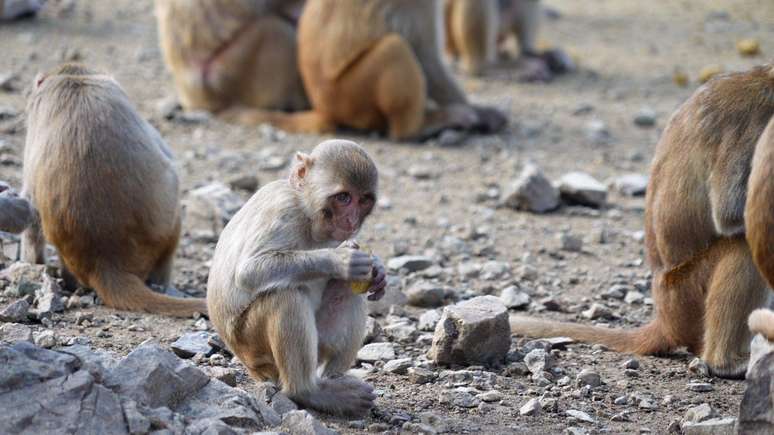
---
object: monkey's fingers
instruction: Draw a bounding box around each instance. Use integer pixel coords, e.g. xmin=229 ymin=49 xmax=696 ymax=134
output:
xmin=367 ymin=287 xmax=386 ymax=301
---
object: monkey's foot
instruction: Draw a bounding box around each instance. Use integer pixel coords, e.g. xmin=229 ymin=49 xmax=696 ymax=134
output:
xmin=703 ymin=355 xmax=748 ymax=379
xmin=471 ymin=105 xmax=508 ymax=133
xmin=1 ymin=0 xmax=44 ymax=20
xmin=293 ymin=376 xmax=376 ymax=417
xmin=517 ymin=49 xmax=575 ymax=82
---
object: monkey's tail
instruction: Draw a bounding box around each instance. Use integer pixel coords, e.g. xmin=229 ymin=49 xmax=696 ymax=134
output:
xmin=91 ymin=268 xmax=207 ymax=318
xmin=509 ymin=315 xmax=671 ymax=355
xmin=219 ymin=107 xmax=335 ymax=134
xmin=746 ymin=116 xmax=774 ymax=290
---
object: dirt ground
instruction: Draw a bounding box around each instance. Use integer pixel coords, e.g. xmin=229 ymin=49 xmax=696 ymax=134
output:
xmin=1 ymin=1 xmax=773 ymax=434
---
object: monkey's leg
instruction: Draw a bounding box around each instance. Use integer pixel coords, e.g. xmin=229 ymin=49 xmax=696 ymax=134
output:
xmin=702 ymin=239 xmax=769 ymax=378
xmin=510 ymin=0 xmax=541 ymax=57
xmin=240 ymin=290 xmax=374 ymax=416
xmin=146 ymin=220 xmax=180 ymax=288
xmin=316 ymin=281 xmax=367 ymax=377
xmin=20 ymin=203 xmax=45 ymax=264
xmin=448 ymin=0 xmax=497 ymax=76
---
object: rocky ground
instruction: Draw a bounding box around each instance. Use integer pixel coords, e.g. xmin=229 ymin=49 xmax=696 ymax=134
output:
xmin=1 ymin=0 xmax=774 ymax=434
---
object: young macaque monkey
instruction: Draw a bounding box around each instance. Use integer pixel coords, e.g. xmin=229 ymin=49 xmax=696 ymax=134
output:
xmin=22 ymin=63 xmax=207 ymax=317
xmin=154 ymin=0 xmax=308 ymax=117
xmin=207 ymin=140 xmax=386 ymax=416
xmin=445 ymin=0 xmax=573 ymax=80
xmin=511 ymin=65 xmax=774 ymax=378
xmin=264 ymin=0 xmax=506 ymax=141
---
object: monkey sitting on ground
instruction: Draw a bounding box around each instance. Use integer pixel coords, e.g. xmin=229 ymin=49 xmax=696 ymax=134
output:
xmin=207 ymin=140 xmax=386 ymax=416
xmin=21 ymin=63 xmax=207 ymax=317
xmin=154 ymin=0 xmax=308 ymax=118
xmin=445 ymin=0 xmax=573 ymax=80
xmin=233 ymin=0 xmax=506 ymax=141
xmin=511 ymin=65 xmax=774 ymax=378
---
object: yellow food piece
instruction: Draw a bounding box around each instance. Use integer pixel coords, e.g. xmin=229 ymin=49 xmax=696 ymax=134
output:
xmin=698 ymin=65 xmax=723 ymax=84
xmin=351 ymin=280 xmax=371 ymax=294
xmin=672 ymin=69 xmax=689 ymax=87
xmin=736 ymin=38 xmax=760 ymax=56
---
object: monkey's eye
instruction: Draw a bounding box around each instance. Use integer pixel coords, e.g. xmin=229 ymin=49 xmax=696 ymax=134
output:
xmin=334 ymin=192 xmax=351 ymax=205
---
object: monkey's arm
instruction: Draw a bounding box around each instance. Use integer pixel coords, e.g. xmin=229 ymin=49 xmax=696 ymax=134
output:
xmin=236 ymin=249 xmax=338 ymax=294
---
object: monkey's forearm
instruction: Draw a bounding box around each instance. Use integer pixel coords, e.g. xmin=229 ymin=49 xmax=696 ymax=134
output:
xmin=236 ymin=249 xmax=337 ymax=294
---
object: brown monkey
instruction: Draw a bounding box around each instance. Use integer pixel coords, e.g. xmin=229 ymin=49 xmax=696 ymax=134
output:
xmin=445 ymin=0 xmax=573 ymax=80
xmin=207 ymin=140 xmax=386 ymax=415
xmin=244 ymin=0 xmax=505 ymax=141
xmin=22 ymin=63 xmax=207 ymax=317
xmin=749 ymin=309 xmax=774 ymax=342
xmin=511 ymin=65 xmax=774 ymax=378
xmin=154 ymin=0 xmax=308 ymax=116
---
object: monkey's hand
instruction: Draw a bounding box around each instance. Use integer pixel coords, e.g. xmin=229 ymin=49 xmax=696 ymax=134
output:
xmin=332 ymin=247 xmax=373 ymax=282
xmin=366 ymin=255 xmax=387 ymax=301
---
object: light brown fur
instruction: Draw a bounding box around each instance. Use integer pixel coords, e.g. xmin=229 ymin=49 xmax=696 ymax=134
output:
xmin=280 ymin=0 xmax=506 ymax=141
xmin=21 ymin=64 xmax=207 ymax=318
xmin=208 ymin=140 xmax=385 ymax=416
xmin=511 ymin=64 xmax=774 ymax=378
xmin=155 ymin=0 xmax=311 ymax=127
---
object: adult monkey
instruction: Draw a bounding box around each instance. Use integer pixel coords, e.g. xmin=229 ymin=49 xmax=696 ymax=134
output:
xmin=207 ymin=140 xmax=386 ymax=415
xmin=250 ymin=0 xmax=506 ymax=141
xmin=445 ymin=0 xmax=573 ymax=80
xmin=22 ymin=63 xmax=207 ymax=317
xmin=155 ymin=0 xmax=309 ymax=116
xmin=511 ymin=65 xmax=774 ymax=378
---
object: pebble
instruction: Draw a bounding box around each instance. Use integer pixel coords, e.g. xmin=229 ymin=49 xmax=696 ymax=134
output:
xmin=477 ymin=390 xmax=503 ymax=403
xmin=576 ymin=369 xmax=602 ymax=388
xmin=559 ymin=232 xmax=584 ymax=252
xmin=687 ymin=382 xmax=714 ymax=393
xmin=500 ymin=163 xmax=560 ymax=213
xmin=357 ymin=342 xmax=396 ymax=362
xmin=581 ymin=303 xmax=611 ymax=320
xmin=383 ymin=357 xmax=413 ymax=374
xmin=171 ymin=332 xmax=214 ymax=359
xmin=688 ymin=358 xmax=710 ymax=377
xmin=558 ymin=172 xmax=608 ymax=208
xmin=624 ymin=290 xmax=645 ymax=304
xmin=0 ymin=322 xmax=33 ymax=342
xmin=633 ymin=108 xmax=657 ymax=127
xmin=405 ymin=282 xmax=445 ymax=307
xmin=604 ymin=285 xmax=628 ymax=300
xmin=623 ymin=358 xmax=640 ymax=369
xmin=566 ymin=409 xmax=596 ymax=424
xmin=418 ymin=310 xmax=441 ymax=331
xmin=387 ymin=255 xmax=434 ymax=272
xmin=613 ymin=174 xmax=649 ymax=196
xmin=520 ymin=398 xmax=541 ymax=416
xmin=586 ymin=119 xmax=611 ymax=144
xmin=736 ymin=38 xmax=760 ymax=56
xmin=33 ymin=330 xmax=57 ymax=348
xmin=0 ymin=299 xmax=30 ymax=323
xmin=524 ymin=349 xmax=553 ymax=374
xmin=408 ymin=367 xmax=437 ymax=385
xmin=500 ymin=286 xmax=531 ymax=310
xmin=683 ymin=403 xmax=715 ymax=424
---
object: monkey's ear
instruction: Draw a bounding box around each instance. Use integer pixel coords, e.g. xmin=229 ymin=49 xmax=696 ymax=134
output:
xmin=290 ymin=152 xmax=313 ymax=189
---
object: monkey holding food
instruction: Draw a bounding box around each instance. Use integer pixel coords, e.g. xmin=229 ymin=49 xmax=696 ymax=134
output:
xmin=511 ymin=64 xmax=774 ymax=378
xmin=207 ymin=139 xmax=386 ymax=416
xmin=445 ymin=0 xmax=573 ymax=80
xmin=21 ymin=63 xmax=207 ymax=317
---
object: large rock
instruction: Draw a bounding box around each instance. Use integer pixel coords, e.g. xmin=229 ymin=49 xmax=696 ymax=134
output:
xmin=558 ymin=172 xmax=607 ymax=207
xmin=500 ymin=163 xmax=560 ymax=213
xmin=177 ymin=378 xmax=281 ymax=430
xmin=429 ymin=296 xmax=510 ymax=366
xmin=183 ymin=182 xmax=244 ymax=240
xmin=739 ymin=346 xmax=774 ymax=434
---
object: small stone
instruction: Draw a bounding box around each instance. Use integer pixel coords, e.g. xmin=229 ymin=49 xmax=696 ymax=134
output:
xmin=520 ymin=398 xmax=541 ymax=416
xmin=681 ymin=417 xmax=736 ymax=435
xmin=736 ymin=38 xmax=760 ymax=56
xmin=418 ymin=310 xmax=441 ymax=331
xmin=623 ymin=358 xmax=640 ymax=370
xmin=208 ymin=353 xmax=227 ymax=367
xmin=683 ymin=403 xmax=715 ymax=424
xmin=558 ymin=172 xmax=608 ymax=208
xmin=79 ymin=295 xmax=95 ymax=307
xmin=581 ymin=303 xmax=611 ymax=320
xmin=408 ymin=165 xmax=438 ymax=180
xmin=545 ymin=337 xmax=574 ymax=349
xmin=500 ymin=286 xmax=531 ymax=310
xmin=614 ymin=174 xmax=649 ymax=196
xmin=539 ymin=297 xmax=562 ymax=312
xmin=438 ymin=129 xmax=467 ymax=147
xmin=0 ymin=322 xmax=33 ymax=342
xmin=604 ymin=285 xmax=628 ymax=300
xmin=739 ymin=350 xmax=774 ymax=433
xmin=523 ymin=349 xmax=553 ymax=374
xmin=688 ymin=357 xmax=710 ymax=377
xmin=698 ymin=65 xmax=723 ymax=84
xmin=155 ymin=96 xmax=181 ymax=120
xmin=614 ymin=395 xmax=628 ymax=406
xmin=624 ymin=291 xmax=645 ymax=304
xmin=182 ymin=182 xmax=244 ymax=240
xmin=282 ymin=410 xmax=337 ymax=435
xmin=227 ymin=174 xmax=260 ymax=192
xmin=450 ymin=390 xmax=480 ymax=408
xmin=576 ymin=369 xmax=602 ymax=388
xmin=33 ymin=330 xmax=57 ymax=348
xmin=586 ymin=119 xmax=611 ymax=144
xmin=429 ymin=296 xmax=510 ymax=367
xmin=687 ymin=382 xmax=714 ymax=393
xmin=177 ymin=110 xmax=211 ymax=124
xmin=383 ymin=358 xmax=413 ymax=374
xmin=559 ymin=232 xmax=583 ymax=252
xmin=408 ymin=367 xmax=437 ymax=385
xmin=477 ymin=390 xmax=503 ymax=403
xmin=0 ymin=299 xmax=30 ymax=323
xmin=357 ymin=342 xmax=395 ymax=362
xmin=387 ymin=255 xmax=434 ymax=272
xmin=500 ymin=163 xmax=560 ymax=213
xmin=405 ymin=282 xmax=445 ymax=307
xmin=206 ymin=366 xmax=238 ymax=387
xmin=0 ymin=105 xmax=18 ymax=120
xmin=33 ymin=275 xmax=65 ymax=317
xmin=673 ymin=69 xmax=690 ymax=87
xmin=171 ymin=332 xmax=214 ymax=359
xmin=633 ymin=108 xmax=657 ymax=127
xmin=566 ymin=409 xmax=596 ymax=424
xmin=383 ymin=321 xmax=416 ymax=343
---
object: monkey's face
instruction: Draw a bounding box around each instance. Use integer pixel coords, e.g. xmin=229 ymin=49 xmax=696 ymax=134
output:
xmin=322 ymin=188 xmax=376 ymax=242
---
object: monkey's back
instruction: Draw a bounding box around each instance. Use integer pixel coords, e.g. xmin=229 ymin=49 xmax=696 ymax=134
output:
xmin=24 ymin=75 xmax=180 ymax=282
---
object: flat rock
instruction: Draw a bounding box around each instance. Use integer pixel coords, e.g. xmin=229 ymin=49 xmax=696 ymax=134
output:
xmin=171 ymin=331 xmax=215 ymax=358
xmin=357 ymin=342 xmax=396 ymax=362
xmin=405 ymin=281 xmax=445 ymax=307
xmin=566 ymin=409 xmax=596 ymax=424
xmin=177 ymin=378 xmax=281 ymax=430
xmin=384 ymin=357 xmax=414 ymax=375
xmin=520 ymin=398 xmax=541 ymax=416
xmin=0 ymin=299 xmax=30 ymax=323
xmin=501 ymin=163 xmax=560 ymax=213
xmin=500 ymin=285 xmax=531 ymax=310
xmin=387 ymin=255 xmax=434 ymax=272
xmin=429 ymin=296 xmax=510 ymax=367
xmin=558 ymin=172 xmax=607 ymax=208
xmin=682 ymin=417 xmax=737 ymax=435
xmin=418 ymin=309 xmax=442 ymax=331
xmin=613 ymin=173 xmax=648 ymax=196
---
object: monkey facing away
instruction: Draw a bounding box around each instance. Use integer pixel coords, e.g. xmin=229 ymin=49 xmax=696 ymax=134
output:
xmin=445 ymin=0 xmax=573 ymax=80
xmin=511 ymin=65 xmax=774 ymax=378
xmin=207 ymin=140 xmax=387 ymax=416
xmin=155 ymin=0 xmax=308 ymax=116
xmin=236 ymin=0 xmax=505 ymax=140
xmin=22 ymin=63 xmax=207 ymax=317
